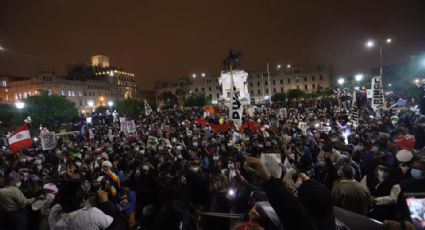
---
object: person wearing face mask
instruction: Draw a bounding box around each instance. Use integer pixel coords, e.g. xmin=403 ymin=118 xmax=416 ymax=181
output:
xmin=332 ymin=165 xmax=371 ymax=216
xmin=361 ymin=164 xmax=400 ymax=221
xmin=49 ymin=181 xmax=113 ymax=230
xmin=398 ymin=159 xmax=425 ymax=221
xmin=0 ymin=174 xmax=36 ymax=230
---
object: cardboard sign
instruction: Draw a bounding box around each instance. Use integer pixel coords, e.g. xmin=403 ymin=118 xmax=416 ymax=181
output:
xmin=40 ymin=132 xmax=56 ymax=150
xmin=260 ymin=153 xmax=282 ymax=179
xmin=371 ymin=77 xmax=384 ymax=111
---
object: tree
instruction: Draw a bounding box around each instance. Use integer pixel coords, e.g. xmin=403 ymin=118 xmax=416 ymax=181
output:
xmin=271 ymin=93 xmax=287 ymax=104
xmin=23 ymin=93 xmax=79 ymax=130
xmin=175 ymin=88 xmax=187 ymax=105
xmin=0 ymin=104 xmax=24 ymax=135
xmin=116 ymin=98 xmax=144 ymax=119
xmin=159 ymin=91 xmax=178 ymax=108
xmin=287 ymin=89 xmax=305 ymax=100
xmin=185 ymin=93 xmax=211 ymax=107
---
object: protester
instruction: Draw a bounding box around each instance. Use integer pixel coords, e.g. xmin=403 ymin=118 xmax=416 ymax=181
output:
xmin=0 ymin=94 xmax=424 ymax=230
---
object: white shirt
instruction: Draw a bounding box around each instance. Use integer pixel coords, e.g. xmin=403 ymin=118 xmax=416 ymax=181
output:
xmin=49 ymin=204 xmax=113 ymax=230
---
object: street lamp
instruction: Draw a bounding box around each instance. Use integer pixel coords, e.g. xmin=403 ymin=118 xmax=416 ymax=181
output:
xmin=201 ymin=73 xmax=206 ymax=77
xmin=388 ymin=83 xmax=392 ymax=87
xmin=366 ymin=40 xmax=375 ymax=48
xmin=287 ymin=64 xmax=291 ymax=69
xmin=192 ymin=74 xmax=196 ymax=78
xmin=337 ymin=78 xmax=345 ymax=85
xmin=0 ymin=45 xmax=4 ymax=51
xmin=277 ymin=64 xmax=282 ymax=70
xmin=15 ymin=101 xmax=25 ymax=109
xmin=355 ymin=74 xmax=364 ymax=82
xmin=414 ymin=79 xmax=420 ymax=84
xmin=87 ymin=100 xmax=94 ymax=108
xmin=107 ymin=101 xmax=113 ymax=107
xmin=365 ymin=37 xmax=392 ymax=78
xmin=386 ymin=38 xmax=392 ymax=44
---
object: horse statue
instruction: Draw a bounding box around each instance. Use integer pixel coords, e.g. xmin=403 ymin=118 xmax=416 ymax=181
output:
xmin=223 ymin=50 xmax=243 ymax=71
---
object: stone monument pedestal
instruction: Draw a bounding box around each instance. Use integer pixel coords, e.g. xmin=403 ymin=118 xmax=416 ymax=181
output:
xmin=218 ymin=69 xmax=250 ymax=105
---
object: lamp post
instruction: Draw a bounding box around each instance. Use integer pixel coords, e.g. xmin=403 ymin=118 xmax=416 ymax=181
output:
xmin=15 ymin=101 xmax=25 ymax=110
xmin=337 ymin=78 xmax=345 ymax=86
xmin=365 ymin=37 xmax=392 ymax=80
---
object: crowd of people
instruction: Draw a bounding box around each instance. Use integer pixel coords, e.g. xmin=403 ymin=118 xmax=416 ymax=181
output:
xmin=1 ymin=95 xmax=425 ymax=230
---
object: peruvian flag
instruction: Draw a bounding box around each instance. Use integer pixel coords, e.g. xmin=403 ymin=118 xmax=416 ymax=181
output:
xmin=8 ymin=125 xmax=32 ymax=153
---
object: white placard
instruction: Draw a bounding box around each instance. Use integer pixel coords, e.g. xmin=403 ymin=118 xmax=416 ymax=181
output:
xmin=371 ymin=77 xmax=384 ymax=111
xmin=40 ymin=132 xmax=56 ymax=150
xmin=260 ymin=153 xmax=282 ymax=179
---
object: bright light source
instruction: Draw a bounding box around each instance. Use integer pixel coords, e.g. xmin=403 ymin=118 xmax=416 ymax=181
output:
xmin=211 ymin=100 xmax=218 ymax=104
xmin=264 ymin=96 xmax=270 ymax=100
xmin=192 ymin=74 xmax=196 ymax=78
xmin=388 ymin=83 xmax=392 ymax=87
xmin=287 ymin=64 xmax=291 ymax=68
xmin=355 ymin=74 xmax=364 ymax=82
xmin=107 ymin=101 xmax=113 ymax=107
xmin=0 ymin=45 xmax=4 ymax=51
xmin=87 ymin=100 xmax=94 ymax=107
xmin=337 ymin=78 xmax=345 ymax=85
xmin=366 ymin=40 xmax=375 ymax=48
xmin=277 ymin=64 xmax=282 ymax=69
xmin=414 ymin=79 xmax=420 ymax=84
xmin=99 ymin=96 xmax=104 ymax=101
xmin=354 ymin=86 xmax=360 ymax=91
xmin=109 ymin=71 xmax=114 ymax=77
xmin=201 ymin=73 xmax=206 ymax=77
xmin=15 ymin=101 xmax=25 ymax=109
xmin=228 ymin=188 xmax=235 ymax=196
xmin=33 ymin=137 xmax=38 ymax=142
xmin=386 ymin=38 xmax=392 ymax=44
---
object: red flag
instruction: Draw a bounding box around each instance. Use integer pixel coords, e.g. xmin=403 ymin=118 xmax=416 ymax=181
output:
xmin=8 ymin=125 xmax=32 ymax=153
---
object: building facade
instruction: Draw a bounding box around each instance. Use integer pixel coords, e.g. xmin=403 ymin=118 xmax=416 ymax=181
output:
xmin=0 ymin=55 xmax=137 ymax=113
xmin=154 ymin=65 xmax=333 ymax=105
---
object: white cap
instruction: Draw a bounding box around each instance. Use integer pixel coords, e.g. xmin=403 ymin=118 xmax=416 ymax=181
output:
xmin=396 ymin=150 xmax=413 ymax=163
xmin=101 ymin=160 xmax=113 ymax=168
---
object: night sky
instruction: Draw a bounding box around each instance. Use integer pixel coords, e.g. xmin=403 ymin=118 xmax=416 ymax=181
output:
xmin=1 ymin=0 xmax=425 ymax=89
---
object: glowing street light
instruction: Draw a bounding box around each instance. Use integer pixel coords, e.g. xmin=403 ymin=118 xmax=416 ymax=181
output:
xmin=15 ymin=101 xmax=25 ymax=109
xmin=107 ymin=101 xmax=114 ymax=107
xmin=337 ymin=78 xmax=345 ymax=85
xmin=87 ymin=100 xmax=94 ymax=107
xmin=386 ymin=38 xmax=392 ymax=44
xmin=366 ymin=40 xmax=375 ymax=48
xmin=287 ymin=64 xmax=291 ymax=69
xmin=414 ymin=79 xmax=420 ymax=84
xmin=192 ymin=74 xmax=197 ymax=78
xmin=0 ymin=45 xmax=4 ymax=51
xmin=355 ymin=74 xmax=364 ymax=82
xmin=388 ymin=83 xmax=392 ymax=87
xmin=277 ymin=64 xmax=282 ymax=70
xmin=201 ymin=73 xmax=206 ymax=77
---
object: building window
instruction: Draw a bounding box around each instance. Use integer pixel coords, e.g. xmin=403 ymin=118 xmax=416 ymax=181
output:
xmin=312 ymin=84 xmax=316 ymax=90
xmin=304 ymin=76 xmax=307 ymax=81
xmin=297 ymin=85 xmax=300 ymax=89
xmin=312 ymin=75 xmax=315 ymax=81
xmin=208 ymin=87 xmax=211 ymax=91
xmin=273 ymin=88 xmax=276 ymax=93
xmin=266 ymin=89 xmax=269 ymax=94
xmin=265 ymin=81 xmax=268 ymax=86
xmin=272 ymin=80 xmax=276 ymax=85
xmin=251 ymin=90 xmax=254 ymax=95
xmin=209 ymin=94 xmax=212 ymax=98
xmin=258 ymin=89 xmax=261 ymax=94
xmin=304 ymin=85 xmax=308 ymax=90
xmin=217 ymin=93 xmax=220 ymax=98
xmin=319 ymin=75 xmax=323 ymax=80
xmin=288 ymin=79 xmax=291 ymax=84
xmin=296 ymin=78 xmax=299 ymax=83
xmin=280 ymin=79 xmax=283 ymax=84
xmin=201 ymin=88 xmax=205 ymax=92
xmin=61 ymin=90 xmax=65 ymax=96
xmin=250 ymin=82 xmax=253 ymax=87
xmin=257 ymin=82 xmax=260 ymax=86
xmin=280 ymin=87 xmax=284 ymax=92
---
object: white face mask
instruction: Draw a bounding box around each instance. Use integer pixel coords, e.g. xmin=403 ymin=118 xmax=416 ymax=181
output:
xmin=16 ymin=181 xmax=22 ymax=187
xmin=377 ymin=169 xmax=385 ymax=182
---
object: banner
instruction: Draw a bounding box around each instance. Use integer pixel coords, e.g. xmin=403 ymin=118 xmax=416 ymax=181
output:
xmin=350 ymin=90 xmax=359 ymax=128
xmin=144 ymin=100 xmax=153 ymax=116
xmin=371 ymin=76 xmax=384 ymax=111
xmin=40 ymin=132 xmax=57 ymax=150
xmin=229 ymin=71 xmax=243 ymax=129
